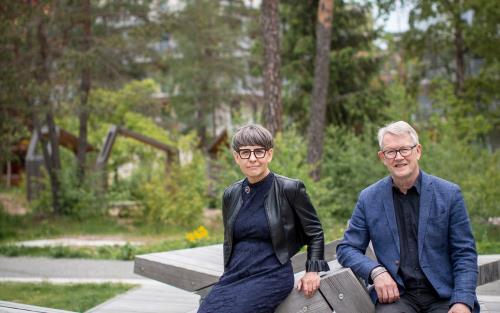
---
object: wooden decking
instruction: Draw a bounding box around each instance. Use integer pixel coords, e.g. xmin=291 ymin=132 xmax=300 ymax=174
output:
xmin=480 ymin=295 xmax=500 ymax=312
xmin=87 ymin=283 xmax=199 ymax=313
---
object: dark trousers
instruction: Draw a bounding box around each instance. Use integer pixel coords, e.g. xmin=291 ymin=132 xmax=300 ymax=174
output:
xmin=376 ymin=288 xmax=450 ymax=313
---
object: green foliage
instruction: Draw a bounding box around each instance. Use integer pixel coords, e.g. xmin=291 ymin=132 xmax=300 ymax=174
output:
xmin=280 ymin=0 xmax=385 ymax=130
xmin=0 ymin=209 xmax=23 ymax=241
xmin=0 ymin=282 xmax=134 ymax=312
xmin=418 ymin=130 xmax=500 ymax=220
xmin=158 ymin=0 xmax=250 ymax=142
xmin=91 ymin=81 xmax=173 ymax=160
xmin=135 ymin=133 xmax=208 ymax=227
xmin=88 ymin=79 xmax=165 ymax=126
xmin=320 ymin=125 xmax=387 ymax=218
xmin=32 ymin=151 xmax=105 ymax=217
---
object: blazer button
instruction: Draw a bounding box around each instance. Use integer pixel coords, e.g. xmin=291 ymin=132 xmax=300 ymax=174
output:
xmin=395 ymin=260 xmax=400 ymax=265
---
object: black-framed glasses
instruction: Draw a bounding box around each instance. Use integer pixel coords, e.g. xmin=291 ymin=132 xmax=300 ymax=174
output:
xmin=237 ymin=148 xmax=268 ymax=159
xmin=382 ymin=144 xmax=417 ymax=159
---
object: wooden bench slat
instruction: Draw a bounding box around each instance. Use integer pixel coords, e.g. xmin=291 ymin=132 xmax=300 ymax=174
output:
xmin=134 ymin=258 xmax=219 ymax=292
xmin=318 ymin=261 xmax=374 ymax=313
xmin=274 ymin=269 xmax=334 ymax=313
xmin=478 ymin=254 xmax=500 ymax=286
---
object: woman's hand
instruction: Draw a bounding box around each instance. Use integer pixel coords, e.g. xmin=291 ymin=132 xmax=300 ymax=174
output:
xmin=297 ymin=271 xmax=320 ymax=298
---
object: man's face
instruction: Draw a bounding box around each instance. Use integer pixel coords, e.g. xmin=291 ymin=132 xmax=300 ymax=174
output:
xmin=378 ymin=133 xmax=421 ymax=181
xmin=233 ymin=145 xmax=273 ymax=183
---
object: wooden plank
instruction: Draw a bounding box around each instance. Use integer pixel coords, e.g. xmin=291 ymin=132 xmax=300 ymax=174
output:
xmin=141 ymin=245 xmax=223 ymax=271
xmin=319 ymin=261 xmax=374 ymax=313
xmin=87 ymin=284 xmax=199 ymax=313
xmin=273 ymin=270 xmax=332 ymax=313
xmin=134 ymin=244 xmax=225 ymax=291
xmin=0 ymin=300 xmax=76 ymax=313
xmin=479 ymin=295 xmax=500 ymax=313
xmin=478 ymin=254 xmax=500 ymax=286
xmin=134 ymin=257 xmax=220 ymax=292
xmin=117 ymin=127 xmax=176 ymax=154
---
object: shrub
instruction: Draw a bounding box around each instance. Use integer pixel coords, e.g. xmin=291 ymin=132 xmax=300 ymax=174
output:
xmin=320 ymin=125 xmax=386 ymax=219
xmin=32 ymin=150 xmax=106 ymax=217
xmin=137 ymin=133 xmax=207 ymax=227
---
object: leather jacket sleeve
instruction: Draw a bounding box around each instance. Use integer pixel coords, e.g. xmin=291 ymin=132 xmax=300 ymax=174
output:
xmin=287 ymin=180 xmax=330 ymax=272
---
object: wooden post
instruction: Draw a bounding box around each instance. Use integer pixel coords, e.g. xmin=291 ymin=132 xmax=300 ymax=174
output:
xmin=319 ymin=263 xmax=374 ymax=313
xmin=275 ymin=283 xmax=332 ymax=313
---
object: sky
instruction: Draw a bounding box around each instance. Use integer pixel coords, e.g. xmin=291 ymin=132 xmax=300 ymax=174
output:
xmin=376 ymin=1 xmax=411 ymax=33
xmin=168 ymin=0 xmax=411 ymax=34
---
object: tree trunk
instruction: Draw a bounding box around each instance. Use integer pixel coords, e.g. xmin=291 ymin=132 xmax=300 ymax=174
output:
xmin=307 ymin=0 xmax=334 ymax=181
xmin=35 ymin=6 xmax=62 ymax=215
xmin=6 ymin=160 xmax=12 ymax=188
xmin=196 ymin=104 xmax=207 ymax=149
xmin=77 ymin=0 xmax=92 ymax=184
xmin=454 ymin=20 xmax=465 ymax=96
xmin=261 ymin=0 xmax=282 ymax=135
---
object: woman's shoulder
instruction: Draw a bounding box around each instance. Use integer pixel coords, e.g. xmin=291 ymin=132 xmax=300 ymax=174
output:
xmin=223 ymin=179 xmax=244 ymax=200
xmin=273 ymin=173 xmax=304 ymax=192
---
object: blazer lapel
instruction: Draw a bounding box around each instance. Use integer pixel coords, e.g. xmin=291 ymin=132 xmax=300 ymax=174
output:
xmin=418 ymin=171 xmax=433 ymax=260
xmin=382 ymin=177 xmax=400 ymax=255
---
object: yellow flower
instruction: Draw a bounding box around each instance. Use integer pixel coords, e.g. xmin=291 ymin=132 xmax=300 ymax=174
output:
xmin=186 ymin=233 xmax=196 ymax=242
xmin=185 ymin=226 xmax=209 ymax=243
xmin=196 ymin=226 xmax=208 ymax=238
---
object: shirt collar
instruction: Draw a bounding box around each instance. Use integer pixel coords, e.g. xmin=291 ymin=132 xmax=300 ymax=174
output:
xmin=392 ymin=171 xmax=422 ymax=195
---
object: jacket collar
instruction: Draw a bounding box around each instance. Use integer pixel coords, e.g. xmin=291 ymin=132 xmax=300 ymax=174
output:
xmin=382 ymin=170 xmax=433 ymax=257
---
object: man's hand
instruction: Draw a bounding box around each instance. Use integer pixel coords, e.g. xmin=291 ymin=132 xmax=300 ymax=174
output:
xmin=297 ymin=272 xmax=320 ymax=298
xmin=373 ymin=272 xmax=400 ymax=304
xmin=448 ymin=303 xmax=471 ymax=313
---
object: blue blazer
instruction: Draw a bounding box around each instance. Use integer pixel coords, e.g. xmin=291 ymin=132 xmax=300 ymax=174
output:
xmin=337 ymin=171 xmax=479 ymax=312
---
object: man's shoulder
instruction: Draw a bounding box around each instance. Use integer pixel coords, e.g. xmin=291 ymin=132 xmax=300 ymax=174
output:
xmin=422 ymin=171 xmax=460 ymax=191
xmin=359 ymin=176 xmax=391 ymax=198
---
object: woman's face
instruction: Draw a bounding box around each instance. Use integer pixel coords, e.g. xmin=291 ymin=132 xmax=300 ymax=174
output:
xmin=233 ymin=145 xmax=273 ymax=183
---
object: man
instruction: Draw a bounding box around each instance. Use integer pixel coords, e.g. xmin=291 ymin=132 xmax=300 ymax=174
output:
xmin=336 ymin=121 xmax=479 ymax=313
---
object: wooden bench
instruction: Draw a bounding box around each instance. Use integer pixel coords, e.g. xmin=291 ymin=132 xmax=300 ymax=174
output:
xmin=0 ymin=300 xmax=76 ymax=313
xmin=134 ymin=243 xmax=500 ymax=313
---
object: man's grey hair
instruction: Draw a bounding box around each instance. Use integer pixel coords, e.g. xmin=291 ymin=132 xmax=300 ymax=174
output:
xmin=377 ymin=121 xmax=419 ymax=149
xmin=232 ymin=124 xmax=274 ymax=151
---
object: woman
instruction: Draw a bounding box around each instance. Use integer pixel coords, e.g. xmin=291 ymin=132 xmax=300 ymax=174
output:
xmin=198 ymin=124 xmax=330 ymax=313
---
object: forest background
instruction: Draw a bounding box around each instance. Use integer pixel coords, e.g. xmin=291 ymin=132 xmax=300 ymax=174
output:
xmin=0 ymin=0 xmax=499 ymax=258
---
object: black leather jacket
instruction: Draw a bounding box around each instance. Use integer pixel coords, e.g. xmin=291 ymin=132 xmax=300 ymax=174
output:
xmin=222 ymin=173 xmax=330 ymax=272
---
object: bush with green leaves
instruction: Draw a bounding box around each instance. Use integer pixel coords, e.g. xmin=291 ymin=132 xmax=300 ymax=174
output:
xmin=32 ymin=150 xmax=105 ymax=217
xmin=320 ymin=125 xmax=387 ymax=219
xmin=134 ymin=133 xmax=208 ymax=227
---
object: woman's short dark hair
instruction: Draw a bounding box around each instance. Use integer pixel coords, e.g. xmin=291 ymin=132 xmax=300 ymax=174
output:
xmin=231 ymin=124 xmax=274 ymax=151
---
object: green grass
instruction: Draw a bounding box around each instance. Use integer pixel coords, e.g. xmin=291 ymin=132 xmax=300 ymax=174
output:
xmin=0 ymin=282 xmax=135 ymax=312
xmin=0 ymin=235 xmax=224 ymax=260
xmin=1 ymin=194 xmax=498 ymax=259
xmin=0 ymin=204 xmax=225 ymax=259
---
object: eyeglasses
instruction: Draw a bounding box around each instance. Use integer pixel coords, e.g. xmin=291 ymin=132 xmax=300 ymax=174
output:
xmin=382 ymin=144 xmax=417 ymax=159
xmin=237 ymin=148 xmax=268 ymax=159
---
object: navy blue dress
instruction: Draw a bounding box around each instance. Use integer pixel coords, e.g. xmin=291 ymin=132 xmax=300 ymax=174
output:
xmin=198 ymin=173 xmax=294 ymax=313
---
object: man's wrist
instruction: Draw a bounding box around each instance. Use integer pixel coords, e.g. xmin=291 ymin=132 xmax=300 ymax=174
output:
xmin=450 ymin=302 xmax=472 ymax=312
xmin=370 ymin=266 xmax=388 ymax=281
